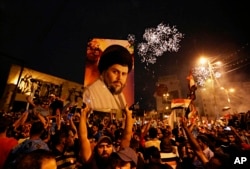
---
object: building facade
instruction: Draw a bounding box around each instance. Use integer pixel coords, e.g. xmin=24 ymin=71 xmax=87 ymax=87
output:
xmin=155 ymin=75 xmax=182 ymax=117
xmin=197 ymin=81 xmax=250 ymax=119
xmin=0 ymin=64 xmax=83 ymax=112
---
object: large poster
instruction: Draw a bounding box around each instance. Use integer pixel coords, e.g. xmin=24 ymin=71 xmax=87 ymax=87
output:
xmin=83 ymin=38 xmax=134 ymax=117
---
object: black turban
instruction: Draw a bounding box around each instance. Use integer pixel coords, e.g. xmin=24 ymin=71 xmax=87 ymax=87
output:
xmin=98 ymin=45 xmax=133 ymax=73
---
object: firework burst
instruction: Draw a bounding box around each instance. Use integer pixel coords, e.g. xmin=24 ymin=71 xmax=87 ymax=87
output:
xmin=192 ymin=65 xmax=211 ymax=87
xmin=128 ymin=22 xmax=184 ymax=69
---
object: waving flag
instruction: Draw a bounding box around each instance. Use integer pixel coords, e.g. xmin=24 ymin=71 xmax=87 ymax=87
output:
xmin=186 ymin=71 xmax=197 ymax=100
xmin=168 ymin=109 xmax=177 ymax=129
xmin=185 ymin=101 xmax=198 ymax=119
xmin=186 ymin=71 xmax=198 ymax=120
xmin=171 ymin=99 xmax=191 ymax=109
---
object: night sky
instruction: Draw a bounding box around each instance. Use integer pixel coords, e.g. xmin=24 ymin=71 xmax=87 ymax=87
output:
xmin=1 ymin=0 xmax=249 ymax=107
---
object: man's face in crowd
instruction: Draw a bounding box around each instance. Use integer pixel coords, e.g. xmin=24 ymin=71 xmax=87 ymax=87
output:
xmin=114 ymin=162 xmax=132 ymax=169
xmin=103 ymin=64 xmax=129 ymax=95
xmin=97 ymin=142 xmax=113 ymax=159
xmin=92 ymin=125 xmax=99 ymax=134
xmin=66 ymin=130 xmax=75 ymax=147
xmin=228 ymin=134 xmax=235 ymax=143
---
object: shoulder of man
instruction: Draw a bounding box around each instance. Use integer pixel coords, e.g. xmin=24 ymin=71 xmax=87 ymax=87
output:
xmin=3 ymin=139 xmax=32 ymax=169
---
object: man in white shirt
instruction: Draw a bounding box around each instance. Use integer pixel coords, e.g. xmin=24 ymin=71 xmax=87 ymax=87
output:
xmin=83 ymin=44 xmax=133 ymax=119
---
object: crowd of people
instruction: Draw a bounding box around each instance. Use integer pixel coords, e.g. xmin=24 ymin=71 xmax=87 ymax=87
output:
xmin=1 ymin=44 xmax=250 ymax=169
xmin=0 ymin=96 xmax=250 ymax=169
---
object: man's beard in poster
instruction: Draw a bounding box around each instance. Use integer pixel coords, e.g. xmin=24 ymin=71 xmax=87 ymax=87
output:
xmin=107 ymin=81 xmax=126 ymax=94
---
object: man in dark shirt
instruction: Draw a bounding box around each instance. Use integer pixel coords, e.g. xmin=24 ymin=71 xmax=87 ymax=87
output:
xmin=49 ymin=94 xmax=64 ymax=117
xmin=50 ymin=126 xmax=80 ymax=169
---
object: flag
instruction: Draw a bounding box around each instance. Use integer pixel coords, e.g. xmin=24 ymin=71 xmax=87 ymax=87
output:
xmin=186 ymin=72 xmax=197 ymax=100
xmin=171 ymin=99 xmax=191 ymax=109
xmin=168 ymin=109 xmax=177 ymax=130
xmin=185 ymin=71 xmax=198 ymax=120
xmin=186 ymin=101 xmax=198 ymax=119
xmin=187 ymin=73 xmax=196 ymax=89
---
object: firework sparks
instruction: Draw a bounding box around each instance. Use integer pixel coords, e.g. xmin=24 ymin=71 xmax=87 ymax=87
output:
xmin=192 ymin=63 xmax=223 ymax=87
xmin=137 ymin=22 xmax=184 ymax=68
xmin=192 ymin=66 xmax=211 ymax=87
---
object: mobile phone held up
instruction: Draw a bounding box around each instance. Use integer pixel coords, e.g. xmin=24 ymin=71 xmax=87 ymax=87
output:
xmin=67 ymin=113 xmax=73 ymax=120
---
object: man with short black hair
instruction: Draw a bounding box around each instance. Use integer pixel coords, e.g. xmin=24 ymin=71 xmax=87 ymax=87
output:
xmin=197 ymin=134 xmax=214 ymax=160
xmin=4 ymin=121 xmax=49 ymax=169
xmin=144 ymin=146 xmax=172 ymax=169
xmin=90 ymin=123 xmax=102 ymax=141
xmin=50 ymin=126 xmax=80 ymax=169
xmin=14 ymin=149 xmax=56 ymax=169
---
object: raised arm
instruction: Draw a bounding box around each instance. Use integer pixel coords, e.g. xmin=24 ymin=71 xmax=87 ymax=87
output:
xmin=141 ymin=117 xmax=152 ymax=136
xmin=230 ymin=126 xmax=247 ymax=144
xmin=79 ymin=106 xmax=92 ymax=162
xmin=180 ymin=117 xmax=209 ymax=165
xmin=12 ymin=110 xmax=29 ymax=130
xmin=26 ymin=95 xmax=36 ymax=108
xmin=120 ymin=106 xmax=134 ymax=148
xmin=55 ymin=111 xmax=61 ymax=130
xmin=35 ymin=112 xmax=47 ymax=126
xmin=69 ymin=114 xmax=78 ymax=139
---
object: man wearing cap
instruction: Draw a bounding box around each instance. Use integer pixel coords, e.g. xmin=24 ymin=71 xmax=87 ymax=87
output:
xmin=82 ymin=44 xmax=133 ymax=119
xmin=79 ymin=104 xmax=134 ymax=169
xmin=107 ymin=147 xmax=138 ymax=169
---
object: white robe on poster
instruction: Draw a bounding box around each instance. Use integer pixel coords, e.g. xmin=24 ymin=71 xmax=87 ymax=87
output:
xmin=82 ymin=78 xmax=127 ymax=118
